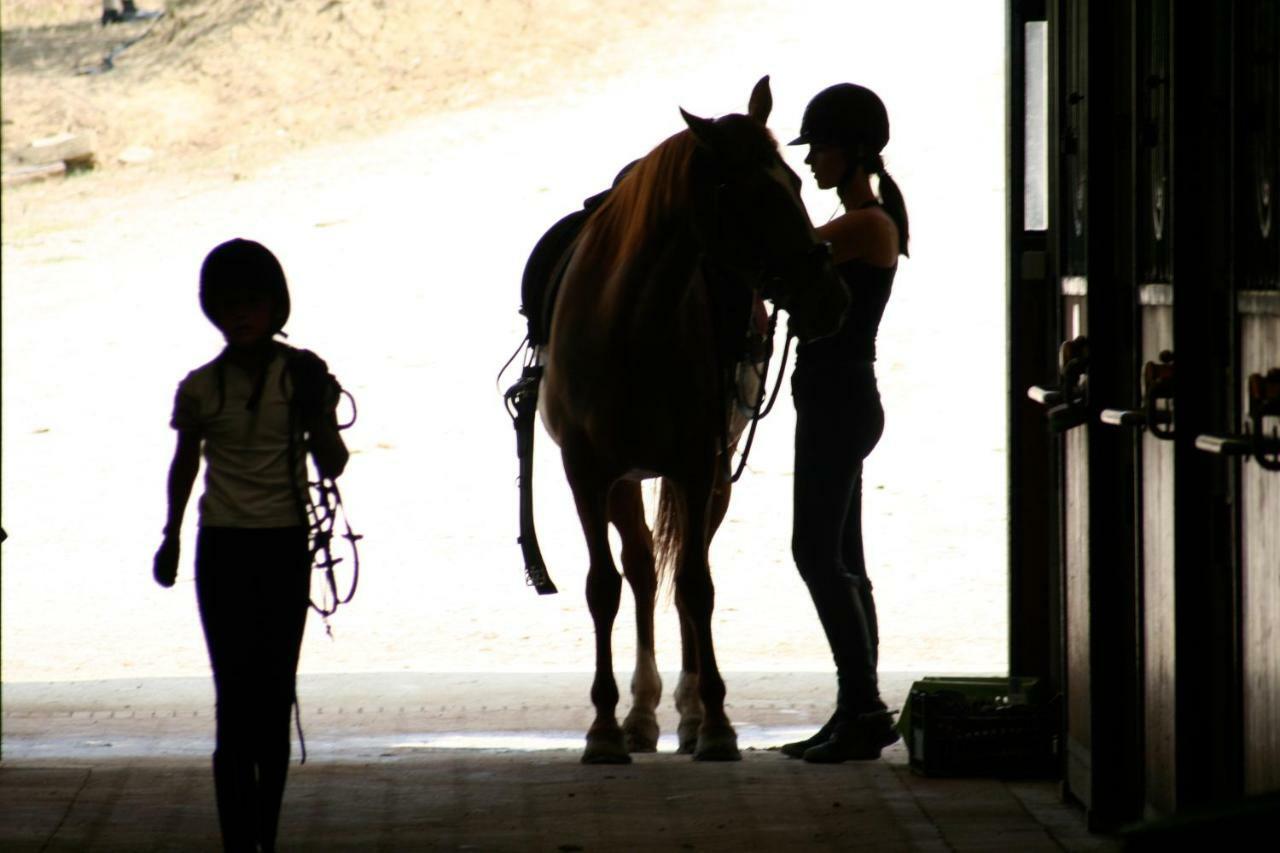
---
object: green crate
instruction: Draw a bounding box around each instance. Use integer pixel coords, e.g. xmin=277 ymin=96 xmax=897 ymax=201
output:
xmin=900 ymin=676 xmax=1059 ymax=778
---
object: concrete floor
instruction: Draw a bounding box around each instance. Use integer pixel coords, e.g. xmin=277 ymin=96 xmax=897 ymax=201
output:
xmin=1 ymin=673 xmax=1121 ymax=852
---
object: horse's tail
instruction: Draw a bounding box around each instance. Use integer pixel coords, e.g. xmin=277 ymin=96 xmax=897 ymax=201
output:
xmin=653 ymin=478 xmax=683 ymax=591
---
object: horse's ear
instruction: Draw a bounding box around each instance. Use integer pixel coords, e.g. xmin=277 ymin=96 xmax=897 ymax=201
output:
xmin=681 ymin=108 xmax=720 ymax=150
xmin=747 ymin=75 xmax=772 ymax=124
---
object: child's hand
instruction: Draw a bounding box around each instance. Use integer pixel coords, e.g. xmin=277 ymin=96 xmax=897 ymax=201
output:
xmin=153 ymin=536 xmax=179 ymax=588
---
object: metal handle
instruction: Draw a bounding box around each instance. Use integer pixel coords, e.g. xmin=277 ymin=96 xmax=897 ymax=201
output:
xmin=1194 ymin=434 xmax=1254 ymax=456
xmin=1100 ymin=408 xmax=1146 ymax=427
xmin=1097 ymin=351 xmax=1175 ymax=437
xmin=1028 ymin=385 xmax=1063 ymax=406
xmin=1027 ymin=337 xmax=1090 ymax=434
xmin=1194 ymin=369 xmax=1280 ymax=472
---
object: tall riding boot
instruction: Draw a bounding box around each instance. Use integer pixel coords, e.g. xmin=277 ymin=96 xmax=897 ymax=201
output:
xmin=212 ymin=750 xmax=258 ymax=852
xmin=780 ymin=573 xmax=883 ymax=758
xmin=811 ymin=572 xmax=882 ymax=714
xmin=801 ymin=574 xmax=898 ymax=762
xmin=852 ymin=576 xmax=880 ymax=672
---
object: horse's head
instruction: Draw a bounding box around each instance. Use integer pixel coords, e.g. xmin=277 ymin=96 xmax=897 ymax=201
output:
xmin=680 ymin=76 xmax=849 ymax=341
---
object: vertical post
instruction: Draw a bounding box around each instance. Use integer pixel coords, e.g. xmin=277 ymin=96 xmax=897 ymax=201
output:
xmin=1007 ymin=0 xmax=1060 ymax=694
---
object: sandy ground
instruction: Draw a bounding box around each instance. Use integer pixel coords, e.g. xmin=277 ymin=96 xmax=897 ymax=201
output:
xmin=2 ymin=0 xmax=1009 ymax=700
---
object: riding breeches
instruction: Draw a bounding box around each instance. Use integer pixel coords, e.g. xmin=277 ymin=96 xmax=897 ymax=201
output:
xmin=195 ymin=526 xmax=309 ymax=851
xmin=791 ymin=362 xmax=886 ymax=715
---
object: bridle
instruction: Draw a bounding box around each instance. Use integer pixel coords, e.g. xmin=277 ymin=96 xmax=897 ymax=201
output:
xmin=700 ymin=166 xmax=836 ymax=483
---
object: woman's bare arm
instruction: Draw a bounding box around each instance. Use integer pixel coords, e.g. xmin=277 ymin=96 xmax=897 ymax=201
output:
xmin=816 ymin=208 xmax=899 ymax=267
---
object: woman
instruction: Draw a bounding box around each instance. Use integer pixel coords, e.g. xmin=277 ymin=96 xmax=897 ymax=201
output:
xmin=781 ymin=83 xmax=910 ymax=763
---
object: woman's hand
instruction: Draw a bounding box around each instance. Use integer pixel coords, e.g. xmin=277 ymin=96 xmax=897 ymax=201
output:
xmin=153 ymin=535 xmax=179 ymax=588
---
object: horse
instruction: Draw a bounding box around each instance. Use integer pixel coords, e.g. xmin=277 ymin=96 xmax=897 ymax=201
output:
xmin=538 ymin=76 xmax=849 ymax=763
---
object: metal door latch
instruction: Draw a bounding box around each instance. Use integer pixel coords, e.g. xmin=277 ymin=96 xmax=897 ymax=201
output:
xmin=1027 ymin=337 xmax=1090 ymax=433
xmin=1195 ymin=368 xmax=1280 ymax=471
xmin=1099 ymin=350 xmax=1175 ymax=439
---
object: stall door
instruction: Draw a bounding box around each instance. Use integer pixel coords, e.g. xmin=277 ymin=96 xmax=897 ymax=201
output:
xmin=1059 ymin=0 xmax=1093 ymax=808
xmin=1237 ymin=2 xmax=1280 ymax=795
xmin=1195 ymin=1 xmax=1280 ymax=795
xmin=1136 ymin=0 xmax=1177 ymax=818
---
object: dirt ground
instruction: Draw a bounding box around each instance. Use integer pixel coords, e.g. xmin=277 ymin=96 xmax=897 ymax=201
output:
xmin=1 ymin=1 xmax=1010 ymax=694
xmin=2 ymin=0 xmax=731 ymax=189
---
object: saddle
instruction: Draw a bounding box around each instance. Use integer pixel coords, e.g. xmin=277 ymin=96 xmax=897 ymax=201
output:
xmin=522 ymin=157 xmax=632 ymax=348
xmin=520 ymin=182 xmax=769 ymax=363
xmin=521 ymin=207 xmax=592 ymax=347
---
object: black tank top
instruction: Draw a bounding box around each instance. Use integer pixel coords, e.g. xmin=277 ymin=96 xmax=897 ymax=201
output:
xmin=796 ymin=256 xmax=896 ymax=368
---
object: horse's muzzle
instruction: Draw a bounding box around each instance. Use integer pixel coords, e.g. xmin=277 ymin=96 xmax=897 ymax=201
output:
xmin=785 ymin=265 xmax=849 ymax=342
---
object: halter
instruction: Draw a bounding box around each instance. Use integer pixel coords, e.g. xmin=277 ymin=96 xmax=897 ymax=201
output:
xmin=717 ymin=302 xmax=794 ymax=484
xmin=702 ymin=173 xmax=833 ymax=483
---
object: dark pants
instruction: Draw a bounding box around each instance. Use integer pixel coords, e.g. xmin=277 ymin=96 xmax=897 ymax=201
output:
xmin=196 ymin=527 xmax=309 ymax=853
xmin=791 ymin=363 xmax=885 ymax=715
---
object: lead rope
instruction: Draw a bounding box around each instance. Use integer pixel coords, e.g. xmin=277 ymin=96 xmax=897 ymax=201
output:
xmin=304 ymin=446 xmax=362 ymax=627
xmin=294 ymin=696 xmax=307 ymax=765
xmin=281 ymin=349 xmax=362 ymax=764
xmin=720 ymin=303 xmax=794 ymax=483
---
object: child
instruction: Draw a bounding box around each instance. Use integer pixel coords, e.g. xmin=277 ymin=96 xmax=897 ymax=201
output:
xmin=154 ymin=238 xmax=348 ymax=852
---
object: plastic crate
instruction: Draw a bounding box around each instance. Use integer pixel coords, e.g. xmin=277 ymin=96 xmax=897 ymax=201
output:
xmin=901 ymin=677 xmax=1060 ymax=778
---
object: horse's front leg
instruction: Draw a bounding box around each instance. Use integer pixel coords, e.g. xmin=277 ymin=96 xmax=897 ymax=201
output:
xmin=609 ymin=482 xmax=662 ymax=753
xmin=674 ymin=471 xmax=740 ymax=761
xmin=674 ymin=476 xmax=732 ymax=754
xmin=565 ymin=456 xmax=630 ymax=765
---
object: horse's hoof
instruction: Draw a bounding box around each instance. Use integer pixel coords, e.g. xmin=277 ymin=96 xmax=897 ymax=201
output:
xmin=582 ymin=728 xmax=632 ymax=765
xmin=676 ymin=719 xmax=701 ymax=755
xmin=693 ymin=726 xmax=741 ymax=762
xmin=623 ymin=711 xmax=659 ymax=753
xmin=582 ymin=745 xmax=633 ymax=764
xmin=693 ymin=737 xmax=742 ymax=762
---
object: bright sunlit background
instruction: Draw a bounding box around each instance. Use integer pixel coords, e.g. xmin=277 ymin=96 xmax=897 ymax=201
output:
xmin=2 ymin=0 xmax=1007 ymax=687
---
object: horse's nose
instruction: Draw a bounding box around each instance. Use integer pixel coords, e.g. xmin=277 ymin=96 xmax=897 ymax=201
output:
xmin=787 ymin=267 xmax=848 ymax=342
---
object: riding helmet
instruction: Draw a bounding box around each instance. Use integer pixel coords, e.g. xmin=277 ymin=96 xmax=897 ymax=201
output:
xmin=789 ymin=83 xmax=889 ymax=154
xmin=198 ymin=238 xmax=291 ymax=333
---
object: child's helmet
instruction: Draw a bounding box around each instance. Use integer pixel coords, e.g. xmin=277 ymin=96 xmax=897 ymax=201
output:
xmin=198 ymin=238 xmax=291 ymax=333
xmin=789 ymin=83 xmax=890 ymax=154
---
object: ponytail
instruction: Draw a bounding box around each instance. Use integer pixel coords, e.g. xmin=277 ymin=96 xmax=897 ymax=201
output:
xmin=870 ymin=158 xmax=910 ymax=258
xmin=847 ymin=150 xmax=910 ymax=258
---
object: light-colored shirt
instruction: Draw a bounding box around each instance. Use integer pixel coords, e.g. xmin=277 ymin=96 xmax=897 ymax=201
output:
xmin=171 ymin=351 xmax=306 ymax=528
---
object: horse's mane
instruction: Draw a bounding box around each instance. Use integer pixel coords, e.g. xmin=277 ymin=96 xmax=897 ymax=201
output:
xmin=577 ymin=118 xmax=782 ymax=277
xmin=577 ymin=129 xmax=702 ymax=273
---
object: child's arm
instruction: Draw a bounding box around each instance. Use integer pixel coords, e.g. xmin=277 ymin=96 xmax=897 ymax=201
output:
xmin=307 ymin=411 xmax=349 ymax=480
xmin=289 ymin=349 xmax=350 ymax=479
xmin=154 ymin=431 xmax=201 ymax=587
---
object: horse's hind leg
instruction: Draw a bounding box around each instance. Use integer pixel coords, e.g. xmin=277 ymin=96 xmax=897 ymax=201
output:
xmin=673 ymin=598 xmax=701 ymax=754
xmin=609 ymin=481 xmax=662 ymax=753
xmin=565 ymin=455 xmax=631 ymax=765
xmin=674 ymin=472 xmax=740 ymax=762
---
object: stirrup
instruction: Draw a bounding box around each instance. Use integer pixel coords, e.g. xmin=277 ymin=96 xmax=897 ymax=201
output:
xmin=504 ymin=362 xmax=556 ymax=595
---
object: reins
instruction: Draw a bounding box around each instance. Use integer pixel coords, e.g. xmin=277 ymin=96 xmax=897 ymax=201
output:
xmin=279 ymin=349 xmax=363 ymax=632
xmin=267 ymin=345 xmax=362 ymax=765
xmin=712 ymin=282 xmax=794 ymax=485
